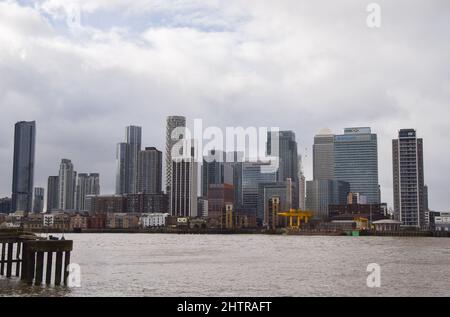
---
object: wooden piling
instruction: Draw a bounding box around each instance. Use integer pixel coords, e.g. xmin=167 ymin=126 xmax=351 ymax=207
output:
xmin=46 ymin=252 xmax=53 ymax=285
xmin=54 ymin=251 xmax=63 ymax=286
xmin=0 ymin=242 xmax=5 ymax=276
xmin=6 ymin=242 xmax=13 ymax=277
xmin=35 ymin=252 xmax=44 ymax=285
xmin=1 ymin=231 xmax=73 ymax=286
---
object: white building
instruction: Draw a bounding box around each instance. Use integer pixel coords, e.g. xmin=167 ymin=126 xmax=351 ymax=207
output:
xmin=139 ymin=213 xmax=169 ymax=228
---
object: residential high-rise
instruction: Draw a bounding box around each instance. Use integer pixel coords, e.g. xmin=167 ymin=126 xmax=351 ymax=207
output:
xmin=170 ymin=140 xmax=198 ymax=217
xmin=126 ymin=126 xmax=142 ymax=194
xmin=334 ymin=127 xmax=380 ymax=204
xmin=76 ymin=173 xmax=100 ymax=211
xmin=305 ymin=179 xmax=350 ymax=219
xmin=165 ymin=116 xmax=186 ymax=196
xmin=115 ymin=126 xmax=142 ymax=194
xmin=116 ymin=142 xmax=128 ymax=194
xmin=11 ymin=121 xmax=36 ymax=212
xmin=47 ymin=176 xmax=59 ymax=212
xmin=393 ymin=129 xmax=426 ymax=228
xmin=313 ymin=129 xmax=335 ymax=180
xmin=58 ymin=159 xmax=77 ymax=211
xmin=267 ymin=130 xmax=298 ymax=183
xmin=33 ymin=187 xmax=44 ymax=213
xmin=137 ymin=147 xmax=162 ymax=194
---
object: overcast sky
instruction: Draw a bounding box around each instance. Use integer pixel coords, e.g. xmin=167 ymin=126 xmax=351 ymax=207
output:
xmin=1 ymin=0 xmax=449 ymax=210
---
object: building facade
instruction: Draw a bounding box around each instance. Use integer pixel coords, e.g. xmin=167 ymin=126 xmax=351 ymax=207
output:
xmin=393 ymin=129 xmax=426 ymax=228
xmin=306 ymin=179 xmax=350 ymax=219
xmin=165 ymin=116 xmax=186 ymax=198
xmin=334 ymin=127 xmax=380 ymax=204
xmin=137 ymin=147 xmax=162 ymax=194
xmin=58 ymin=159 xmax=77 ymax=211
xmin=116 ymin=125 xmax=142 ymax=195
xmin=267 ymin=130 xmax=299 ymax=183
xmin=33 ymin=187 xmax=44 ymax=213
xmin=76 ymin=173 xmax=100 ymax=211
xmin=11 ymin=121 xmax=36 ymax=212
xmin=170 ymin=141 xmax=198 ymax=217
xmin=47 ymin=176 xmax=59 ymax=212
xmin=313 ymin=129 xmax=335 ymax=180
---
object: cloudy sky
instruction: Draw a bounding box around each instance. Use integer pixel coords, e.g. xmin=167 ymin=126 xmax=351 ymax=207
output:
xmin=1 ymin=0 xmax=449 ymax=210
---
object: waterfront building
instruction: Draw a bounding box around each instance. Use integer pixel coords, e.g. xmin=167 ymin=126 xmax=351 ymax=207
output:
xmin=329 ymin=192 xmax=388 ymax=222
xmin=58 ymin=159 xmax=77 ymax=211
xmin=87 ymin=195 xmax=127 ymax=215
xmin=126 ymin=193 xmax=168 ymax=214
xmin=207 ymin=183 xmax=234 ymax=226
xmin=76 ymin=173 xmax=100 ymax=211
xmin=334 ymin=127 xmax=380 ymax=204
xmin=305 ymin=179 xmax=349 ymax=219
xmin=106 ymin=213 xmax=140 ymax=229
xmin=139 ymin=213 xmax=169 ymax=228
xmin=197 ymin=197 xmax=209 ymax=218
xmin=392 ymin=129 xmax=426 ymax=228
xmin=137 ymin=147 xmax=162 ymax=194
xmin=258 ymin=179 xmax=297 ymax=227
xmin=32 ymin=187 xmax=44 ymax=213
xmin=11 ymin=121 xmax=36 ymax=212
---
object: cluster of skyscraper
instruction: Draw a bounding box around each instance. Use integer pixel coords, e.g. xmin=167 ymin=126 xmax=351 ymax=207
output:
xmin=6 ymin=120 xmax=429 ymax=229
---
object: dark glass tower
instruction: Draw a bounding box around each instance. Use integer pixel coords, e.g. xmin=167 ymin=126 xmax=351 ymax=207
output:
xmin=11 ymin=121 xmax=36 ymax=212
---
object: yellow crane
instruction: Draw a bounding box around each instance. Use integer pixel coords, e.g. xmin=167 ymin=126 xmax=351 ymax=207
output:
xmin=277 ymin=209 xmax=314 ymax=230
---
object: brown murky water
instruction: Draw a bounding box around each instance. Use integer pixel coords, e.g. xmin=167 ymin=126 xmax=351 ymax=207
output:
xmin=1 ymin=234 xmax=450 ymax=297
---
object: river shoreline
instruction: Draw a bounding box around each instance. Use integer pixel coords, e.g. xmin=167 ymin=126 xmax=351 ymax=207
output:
xmin=23 ymin=228 xmax=450 ymax=238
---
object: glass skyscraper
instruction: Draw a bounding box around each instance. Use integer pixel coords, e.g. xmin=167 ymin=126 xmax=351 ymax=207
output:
xmin=11 ymin=121 xmax=36 ymax=212
xmin=334 ymin=127 xmax=380 ymax=204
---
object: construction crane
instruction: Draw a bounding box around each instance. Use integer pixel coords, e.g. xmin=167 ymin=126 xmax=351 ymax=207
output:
xmin=277 ymin=209 xmax=314 ymax=230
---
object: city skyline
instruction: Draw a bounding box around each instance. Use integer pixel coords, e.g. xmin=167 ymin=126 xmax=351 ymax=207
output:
xmin=1 ymin=1 xmax=449 ymax=211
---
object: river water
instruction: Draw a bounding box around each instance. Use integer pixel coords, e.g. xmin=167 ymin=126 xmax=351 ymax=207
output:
xmin=1 ymin=234 xmax=449 ymax=297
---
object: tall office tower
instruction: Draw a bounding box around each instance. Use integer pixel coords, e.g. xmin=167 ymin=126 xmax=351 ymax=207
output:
xmin=47 ymin=176 xmax=59 ymax=211
xmin=76 ymin=173 xmax=100 ymax=211
xmin=393 ymin=129 xmax=425 ymax=228
xmin=115 ymin=126 xmax=142 ymax=194
xmin=137 ymin=147 xmax=162 ymax=194
xmin=305 ymin=179 xmax=350 ymax=219
xmin=298 ymin=155 xmax=306 ymax=210
xmin=241 ymin=161 xmax=277 ymax=220
xmin=58 ymin=159 xmax=77 ymax=211
xmin=267 ymin=131 xmax=299 ymax=183
xmin=165 ymin=116 xmax=186 ymax=196
xmin=202 ymin=150 xmax=233 ymax=197
xmin=313 ymin=129 xmax=335 ymax=180
xmin=170 ymin=140 xmax=198 ymax=217
xmin=11 ymin=121 xmax=36 ymax=212
xmin=32 ymin=187 xmax=44 ymax=213
xmin=334 ymin=127 xmax=380 ymax=204
xmin=116 ymin=142 xmax=128 ymax=194
xmin=126 ymin=126 xmax=142 ymax=194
